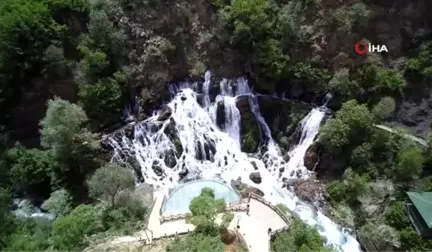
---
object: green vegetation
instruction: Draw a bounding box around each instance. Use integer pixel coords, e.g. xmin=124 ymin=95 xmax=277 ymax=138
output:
xmin=272 ymin=218 xmax=335 ymax=252
xmin=167 ymin=188 xmax=235 ymax=252
xmin=1 ymin=0 xmax=432 ymax=251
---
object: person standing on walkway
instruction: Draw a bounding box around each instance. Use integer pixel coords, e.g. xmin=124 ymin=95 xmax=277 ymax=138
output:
xmin=246 ymin=204 xmax=250 ymax=216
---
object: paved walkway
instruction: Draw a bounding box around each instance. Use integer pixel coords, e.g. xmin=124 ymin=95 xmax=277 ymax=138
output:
xmin=146 ymin=190 xmax=289 ymax=252
xmin=228 ymin=199 xmax=288 ymax=252
xmin=85 ymin=190 xmax=288 ymax=251
xmin=147 ymin=190 xmax=195 ymax=239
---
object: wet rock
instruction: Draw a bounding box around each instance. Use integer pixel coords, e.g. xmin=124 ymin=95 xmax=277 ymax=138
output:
xmin=283 ymin=154 xmax=291 ymax=162
xmin=164 ymin=150 xmax=177 ymax=168
xmin=231 ymin=177 xmax=245 ymax=191
xmin=279 ymin=167 xmax=285 ymax=173
xmin=152 ymin=161 xmax=163 ymax=176
xmin=304 ymin=142 xmax=320 ymax=171
xmin=195 ymin=142 xmax=204 ymax=160
xmin=124 ymin=123 xmax=135 ymax=139
xmin=179 ymin=168 xmax=188 ymax=180
xmin=249 ymin=172 xmax=262 ymax=184
xmin=279 ymin=136 xmax=289 ymax=149
xmin=157 ymin=106 xmax=172 ymax=121
xmin=250 ymin=161 xmax=259 ymax=170
xmin=216 ymin=100 xmax=225 ymax=130
xmin=181 ymin=96 xmax=187 ymax=101
xmin=291 ymin=178 xmax=329 ymax=212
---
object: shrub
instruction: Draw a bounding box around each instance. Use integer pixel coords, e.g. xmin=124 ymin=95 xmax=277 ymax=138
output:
xmin=327 ymin=68 xmax=359 ymax=98
xmin=78 ymin=78 xmax=122 ymax=118
xmin=87 ymin=164 xmax=135 ymax=206
xmin=42 ymin=189 xmax=72 ymax=218
xmin=385 ymin=201 xmax=411 ymax=230
xmin=395 ymin=146 xmax=424 ymax=181
xmin=51 ymin=205 xmax=103 ymax=250
xmin=350 ymin=143 xmax=373 ymax=171
xmin=406 ymin=42 xmax=432 ymax=79
xmin=319 ymin=118 xmax=349 ymax=152
xmin=372 ymin=97 xmax=396 ymax=121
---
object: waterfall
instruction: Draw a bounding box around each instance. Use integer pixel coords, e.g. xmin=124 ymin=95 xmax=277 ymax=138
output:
xmin=108 ymin=73 xmax=361 ymax=252
xmin=202 ymin=70 xmax=211 ymax=109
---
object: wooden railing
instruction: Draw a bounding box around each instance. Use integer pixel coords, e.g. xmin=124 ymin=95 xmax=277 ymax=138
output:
xmin=160 ymin=213 xmax=189 ymax=224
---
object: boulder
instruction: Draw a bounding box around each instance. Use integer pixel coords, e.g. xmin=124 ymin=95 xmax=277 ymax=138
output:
xmin=157 ymin=106 xmax=172 ymax=121
xmin=304 ymin=142 xmax=320 ymax=171
xmin=291 ymin=178 xmax=329 ymax=212
xmin=249 ymin=172 xmax=262 ymax=184
xmin=151 ymin=161 xmax=163 ymax=176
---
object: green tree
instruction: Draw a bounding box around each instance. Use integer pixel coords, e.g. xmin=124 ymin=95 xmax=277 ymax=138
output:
xmin=78 ymin=78 xmax=122 ymax=118
xmin=372 ymin=97 xmax=395 ymax=121
xmin=272 ymin=218 xmax=334 ymax=252
xmin=227 ymin=0 xmax=275 ymax=50
xmin=395 ymin=146 xmax=424 ymax=181
xmin=74 ymin=47 xmax=110 ymax=86
xmin=87 ymin=164 xmax=135 ymax=206
xmin=399 ymin=227 xmax=432 ymax=251
xmin=41 ymin=189 xmax=72 ymax=217
xmin=278 ymin=1 xmax=310 ymax=48
xmin=0 ymin=0 xmax=64 ymax=108
xmin=359 ymin=65 xmax=405 ymax=95
xmin=253 ymin=39 xmax=288 ymax=80
xmin=43 ymin=43 xmax=70 ymax=78
xmin=319 ymin=118 xmax=349 ymax=152
xmin=186 ymin=188 xmax=227 ymax=232
xmin=39 ymin=98 xmax=100 ymax=197
xmin=81 ymin=10 xmax=127 ymax=65
xmin=327 ymin=68 xmax=359 ymax=98
xmin=385 ymin=201 xmax=411 ymax=230
xmin=336 ymin=100 xmax=374 ymax=135
xmin=51 ymin=204 xmax=103 ymax=250
xmin=6 ymin=147 xmax=56 ymax=196
xmin=406 ymin=42 xmax=432 ymax=79
xmin=350 ymin=143 xmax=373 ymax=172
xmin=3 ymin=218 xmax=52 ymax=251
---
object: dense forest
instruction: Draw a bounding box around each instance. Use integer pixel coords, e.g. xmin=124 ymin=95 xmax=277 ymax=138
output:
xmin=1 ymin=0 xmax=432 ymax=251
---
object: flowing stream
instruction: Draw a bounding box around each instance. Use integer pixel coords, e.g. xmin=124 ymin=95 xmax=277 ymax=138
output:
xmin=108 ymin=71 xmax=361 ymax=252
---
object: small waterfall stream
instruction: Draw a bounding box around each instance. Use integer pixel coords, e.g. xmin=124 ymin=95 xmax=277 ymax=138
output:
xmin=108 ymin=72 xmax=361 ymax=252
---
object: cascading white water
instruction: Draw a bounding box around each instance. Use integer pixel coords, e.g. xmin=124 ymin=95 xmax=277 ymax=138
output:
xmin=108 ymin=73 xmax=361 ymax=252
xmin=202 ymin=71 xmax=211 ymax=109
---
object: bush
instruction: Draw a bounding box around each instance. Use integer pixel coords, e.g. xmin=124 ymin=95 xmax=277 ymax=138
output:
xmin=385 ymin=201 xmax=411 ymax=230
xmin=51 ymin=205 xmax=103 ymax=250
xmin=42 ymin=189 xmax=72 ymax=218
xmin=272 ymin=218 xmax=334 ymax=252
xmin=253 ymin=39 xmax=288 ymax=80
xmin=87 ymin=164 xmax=135 ymax=206
xmin=350 ymin=143 xmax=373 ymax=172
xmin=319 ymin=118 xmax=349 ymax=153
xmin=43 ymin=44 xmax=70 ymax=78
xmin=326 ymin=180 xmax=346 ymax=203
xmin=327 ymin=68 xmax=359 ymax=98
xmin=395 ymin=146 xmax=424 ymax=181
xmin=291 ymin=62 xmax=330 ymax=91
xmin=406 ymin=42 xmax=432 ymax=79
xmin=6 ymin=147 xmax=56 ymax=195
xmin=78 ymin=78 xmax=123 ymax=118
xmin=372 ymin=97 xmax=395 ymax=121
xmin=278 ymin=1 xmax=309 ymax=47
xmin=359 ymin=65 xmax=405 ymax=95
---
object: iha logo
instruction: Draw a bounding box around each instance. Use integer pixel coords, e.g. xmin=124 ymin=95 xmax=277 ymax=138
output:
xmin=354 ymin=41 xmax=388 ymax=55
